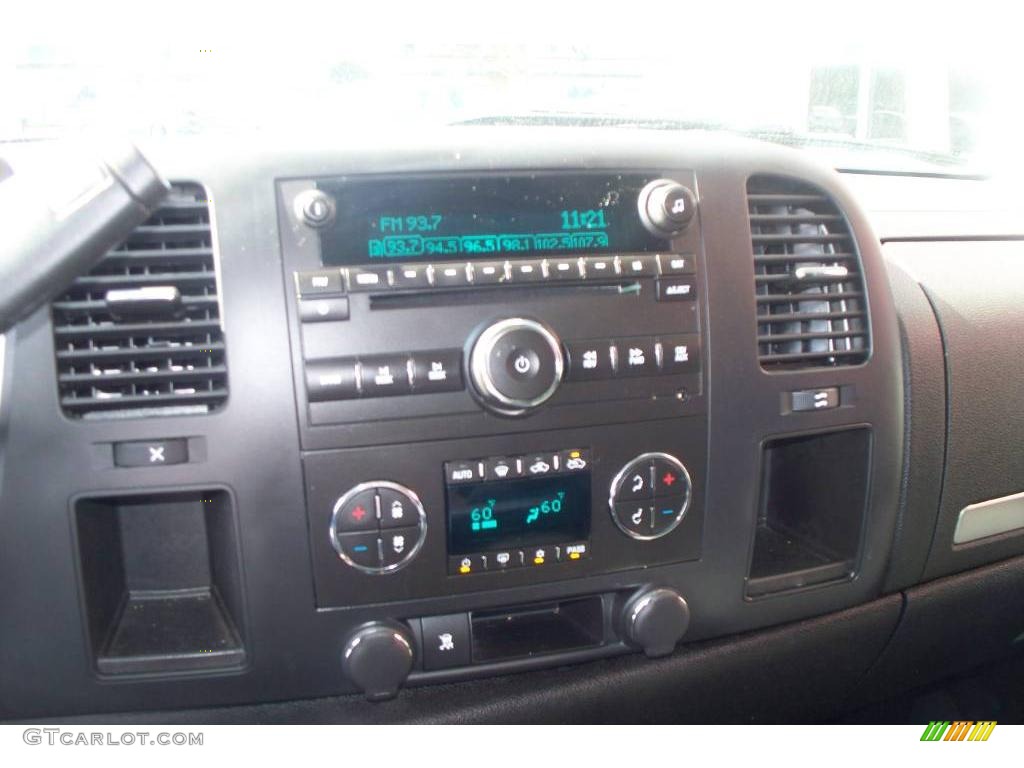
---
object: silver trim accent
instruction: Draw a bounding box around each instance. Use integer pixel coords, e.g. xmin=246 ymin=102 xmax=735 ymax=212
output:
xmin=794 ymin=265 xmax=849 ymax=280
xmin=954 ymin=491 xmax=1024 ymax=545
xmin=329 ymin=481 xmax=428 ymax=574
xmin=468 ymin=317 xmax=565 ymax=416
xmin=609 ymin=452 xmax=692 ymax=541
xmin=104 ymin=285 xmax=181 ymax=305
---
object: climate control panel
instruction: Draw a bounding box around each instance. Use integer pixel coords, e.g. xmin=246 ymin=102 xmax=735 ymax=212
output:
xmin=329 ymin=482 xmax=427 ymax=573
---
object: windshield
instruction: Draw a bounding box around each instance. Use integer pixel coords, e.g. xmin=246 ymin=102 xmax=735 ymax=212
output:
xmin=4 ymin=3 xmax=1019 ymax=175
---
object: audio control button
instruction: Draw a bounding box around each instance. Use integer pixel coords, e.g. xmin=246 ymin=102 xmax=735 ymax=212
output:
xmin=473 ymin=261 xmax=507 ymax=284
xmin=566 ymin=340 xmax=614 ymax=380
xmin=658 ymin=335 xmax=700 ymax=374
xmin=434 ymin=263 xmax=470 ymax=287
xmin=410 ymin=350 xmax=463 ymax=394
xmin=510 ymin=259 xmax=546 ymax=282
xmin=584 ymin=256 xmax=618 ymax=278
xmin=359 ymin=354 xmax=412 ymax=397
xmin=469 ymin=318 xmax=564 ymax=415
xmin=620 ymin=254 xmax=658 ymax=277
xmin=659 ymin=254 xmax=696 ymax=275
xmin=305 ymin=359 xmax=359 ymax=402
xmin=657 ymin=277 xmax=697 ymax=302
xmin=615 ymin=340 xmax=657 ymax=377
xmin=347 ymin=267 xmax=391 ymax=291
xmin=336 ymin=532 xmax=381 ymax=569
xmin=393 ymin=264 xmax=432 ymax=288
xmin=548 ymin=257 xmax=583 ymax=280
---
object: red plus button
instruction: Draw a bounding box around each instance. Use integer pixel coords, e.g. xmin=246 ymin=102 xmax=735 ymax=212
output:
xmin=653 ymin=458 xmax=687 ymax=497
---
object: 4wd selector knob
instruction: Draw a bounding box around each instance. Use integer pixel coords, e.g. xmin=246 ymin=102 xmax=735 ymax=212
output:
xmin=638 ymin=179 xmax=697 ymax=237
xmin=469 ymin=318 xmax=564 ymax=416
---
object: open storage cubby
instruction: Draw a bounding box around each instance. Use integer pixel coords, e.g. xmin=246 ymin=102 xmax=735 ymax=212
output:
xmin=74 ymin=489 xmax=246 ymax=676
xmin=746 ymin=428 xmax=871 ymax=597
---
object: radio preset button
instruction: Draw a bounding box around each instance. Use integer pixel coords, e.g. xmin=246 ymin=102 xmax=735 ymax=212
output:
xmin=359 ymin=355 xmax=412 ymax=397
xmin=347 ymin=267 xmax=391 ymax=291
xmin=584 ymin=256 xmax=618 ymax=278
xmin=473 ymin=261 xmax=507 ymax=284
xmin=434 ymin=263 xmax=471 ymax=287
xmin=410 ymin=349 xmax=463 ymax=394
xmin=393 ymin=264 xmax=432 ymax=288
xmin=620 ymin=254 xmax=658 ymax=277
xmin=548 ymin=257 xmax=583 ymax=280
xmin=510 ymin=259 xmax=546 ymax=282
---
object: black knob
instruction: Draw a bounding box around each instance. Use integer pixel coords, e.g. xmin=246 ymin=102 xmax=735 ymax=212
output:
xmin=621 ymin=588 xmax=690 ymax=658
xmin=468 ymin=318 xmax=565 ymax=416
xmin=341 ymin=622 xmax=415 ymax=701
xmin=294 ymin=189 xmax=336 ymax=228
xmin=638 ymin=179 xmax=697 ymax=237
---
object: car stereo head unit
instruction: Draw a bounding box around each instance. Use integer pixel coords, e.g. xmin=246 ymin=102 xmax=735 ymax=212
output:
xmin=316 ymin=173 xmax=670 ymax=264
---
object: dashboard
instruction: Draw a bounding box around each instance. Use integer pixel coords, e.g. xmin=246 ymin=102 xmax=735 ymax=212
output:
xmin=1 ymin=130 xmax=1023 ymax=722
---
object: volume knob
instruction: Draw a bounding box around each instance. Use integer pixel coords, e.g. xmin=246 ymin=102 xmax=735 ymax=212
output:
xmin=468 ymin=318 xmax=565 ymax=416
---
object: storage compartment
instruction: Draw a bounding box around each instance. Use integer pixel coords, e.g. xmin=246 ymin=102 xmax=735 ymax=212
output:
xmin=471 ymin=596 xmax=604 ymax=663
xmin=746 ymin=428 xmax=870 ymax=597
xmin=74 ymin=489 xmax=246 ymax=675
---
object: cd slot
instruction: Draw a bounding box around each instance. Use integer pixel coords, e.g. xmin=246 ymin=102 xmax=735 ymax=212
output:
xmin=370 ymin=281 xmax=642 ymax=310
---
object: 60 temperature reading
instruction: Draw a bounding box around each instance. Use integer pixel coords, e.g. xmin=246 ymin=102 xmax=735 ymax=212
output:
xmin=526 ymin=491 xmax=566 ymax=525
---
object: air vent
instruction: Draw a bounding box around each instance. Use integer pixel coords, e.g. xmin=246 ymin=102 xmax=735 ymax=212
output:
xmin=748 ymin=175 xmax=870 ymax=369
xmin=52 ymin=182 xmax=227 ymax=418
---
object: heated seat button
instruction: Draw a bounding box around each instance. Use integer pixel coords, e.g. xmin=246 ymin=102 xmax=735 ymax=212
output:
xmin=614 ymin=461 xmax=654 ymax=501
xmin=359 ymin=355 xmax=412 ymax=397
xmin=333 ymin=488 xmax=379 ymax=533
xmin=566 ymin=340 xmax=614 ymax=380
xmin=420 ymin=613 xmax=471 ymax=670
xmin=336 ymin=532 xmax=381 ymax=569
xmin=410 ymin=350 xmax=463 ymax=394
xmin=381 ymin=526 xmax=421 ymax=568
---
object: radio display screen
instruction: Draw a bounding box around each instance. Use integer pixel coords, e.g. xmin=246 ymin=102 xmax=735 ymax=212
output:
xmin=318 ymin=173 xmax=667 ymax=265
xmin=446 ymin=472 xmax=591 ymax=555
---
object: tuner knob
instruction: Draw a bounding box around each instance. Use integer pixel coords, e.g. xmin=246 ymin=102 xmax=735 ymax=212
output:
xmin=294 ymin=189 xmax=336 ymax=228
xmin=341 ymin=622 xmax=415 ymax=701
xmin=637 ymin=179 xmax=697 ymax=237
xmin=620 ymin=588 xmax=691 ymax=658
xmin=468 ymin=318 xmax=565 ymax=416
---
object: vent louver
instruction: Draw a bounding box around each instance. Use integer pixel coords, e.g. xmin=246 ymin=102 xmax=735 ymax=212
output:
xmin=52 ymin=182 xmax=228 ymax=418
xmin=748 ymin=175 xmax=870 ymax=369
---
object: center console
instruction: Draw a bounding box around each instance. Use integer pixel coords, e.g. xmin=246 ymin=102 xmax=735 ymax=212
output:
xmin=278 ymin=169 xmax=709 ymax=696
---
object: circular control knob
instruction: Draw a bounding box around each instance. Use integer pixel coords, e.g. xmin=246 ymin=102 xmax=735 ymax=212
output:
xmin=329 ymin=481 xmax=427 ymax=574
xmin=294 ymin=188 xmax=336 ymax=228
xmin=468 ymin=318 xmax=565 ymax=416
xmin=609 ymin=452 xmax=692 ymax=540
xmin=637 ymin=179 xmax=697 ymax=237
xmin=342 ymin=622 xmax=415 ymax=701
xmin=621 ymin=588 xmax=691 ymax=658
